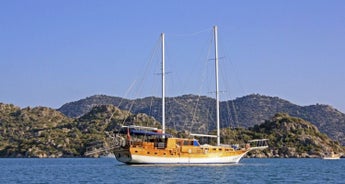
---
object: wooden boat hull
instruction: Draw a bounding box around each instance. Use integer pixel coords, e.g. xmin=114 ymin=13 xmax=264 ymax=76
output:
xmin=113 ymin=133 xmax=268 ymax=165
xmin=114 ymin=146 xmax=248 ymax=164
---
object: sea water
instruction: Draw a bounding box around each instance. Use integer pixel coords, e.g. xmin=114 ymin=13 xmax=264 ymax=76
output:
xmin=0 ymin=158 xmax=344 ymax=183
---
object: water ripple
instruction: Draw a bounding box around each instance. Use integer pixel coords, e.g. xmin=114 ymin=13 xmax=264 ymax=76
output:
xmin=0 ymin=158 xmax=345 ymax=184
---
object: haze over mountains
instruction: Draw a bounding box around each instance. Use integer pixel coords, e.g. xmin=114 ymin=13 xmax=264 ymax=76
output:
xmin=58 ymin=94 xmax=345 ymax=145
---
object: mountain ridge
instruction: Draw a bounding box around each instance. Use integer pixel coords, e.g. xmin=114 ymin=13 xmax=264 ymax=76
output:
xmin=57 ymin=94 xmax=345 ymax=145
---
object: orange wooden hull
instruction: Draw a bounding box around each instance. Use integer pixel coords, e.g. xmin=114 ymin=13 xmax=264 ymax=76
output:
xmin=114 ymin=138 xmax=248 ymax=164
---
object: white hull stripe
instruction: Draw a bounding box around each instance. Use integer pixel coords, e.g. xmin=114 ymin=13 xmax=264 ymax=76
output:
xmin=124 ymin=153 xmax=247 ymax=164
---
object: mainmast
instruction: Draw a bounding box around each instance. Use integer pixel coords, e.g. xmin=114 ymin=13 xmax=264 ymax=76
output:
xmin=161 ymin=33 xmax=166 ymax=137
xmin=214 ymin=26 xmax=220 ymax=146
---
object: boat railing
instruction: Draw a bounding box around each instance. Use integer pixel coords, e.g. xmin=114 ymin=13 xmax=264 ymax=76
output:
xmin=122 ymin=125 xmax=158 ymax=131
xmin=190 ymin=133 xmax=217 ymax=138
xmin=248 ymin=139 xmax=269 ymax=151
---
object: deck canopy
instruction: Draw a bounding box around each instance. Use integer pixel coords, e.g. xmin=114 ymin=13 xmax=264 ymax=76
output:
xmin=118 ymin=126 xmax=172 ymax=137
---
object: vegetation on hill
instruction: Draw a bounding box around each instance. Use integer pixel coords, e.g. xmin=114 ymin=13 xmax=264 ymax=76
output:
xmin=58 ymin=94 xmax=345 ymax=145
xmin=1 ymin=102 xmax=343 ymax=158
xmin=0 ymin=103 xmax=75 ymax=157
xmin=247 ymin=113 xmax=344 ymax=158
xmin=0 ymin=103 xmax=159 ymax=158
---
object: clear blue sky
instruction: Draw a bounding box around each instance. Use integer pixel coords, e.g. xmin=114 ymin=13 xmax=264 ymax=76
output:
xmin=1 ymin=0 xmax=344 ymax=112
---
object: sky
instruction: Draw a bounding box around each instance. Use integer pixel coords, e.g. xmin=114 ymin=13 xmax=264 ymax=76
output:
xmin=0 ymin=0 xmax=344 ymax=112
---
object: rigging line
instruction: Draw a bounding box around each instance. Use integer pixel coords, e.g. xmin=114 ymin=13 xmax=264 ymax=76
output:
xmin=190 ymin=32 xmax=213 ymax=133
xmin=120 ymin=36 xmax=161 ymax=126
xmin=220 ymin=65 xmax=240 ymax=129
xmin=218 ymin=32 xmax=247 ymax=96
xmin=216 ymin=35 xmax=244 ymax=143
xmin=107 ymin=65 xmax=139 ymax=126
xmin=148 ymin=96 xmax=155 ymax=127
xmin=223 ymin=91 xmax=238 ymax=128
xmin=174 ymin=97 xmax=196 ymax=131
xmin=218 ymin=65 xmax=234 ymax=128
xmin=218 ymin=37 xmax=242 ymax=129
xmin=186 ymin=29 xmax=214 ymax=133
xmin=118 ymin=80 xmax=138 ymax=126
xmin=199 ymin=30 xmax=216 ymax=134
xmin=119 ymin=79 xmax=137 ymax=108
xmin=106 ymin=79 xmax=137 ymax=126
xmin=168 ymin=27 xmax=212 ymax=37
xmin=190 ymin=96 xmax=201 ymax=133
xmin=231 ymin=100 xmax=239 ymax=128
xmin=132 ymin=36 xmax=161 ymax=99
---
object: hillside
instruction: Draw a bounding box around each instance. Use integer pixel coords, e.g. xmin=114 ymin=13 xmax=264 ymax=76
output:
xmin=58 ymin=94 xmax=345 ymax=145
xmin=247 ymin=113 xmax=344 ymax=158
xmin=0 ymin=103 xmax=159 ymax=158
xmin=1 ymin=103 xmax=343 ymax=158
xmin=0 ymin=103 xmax=76 ymax=157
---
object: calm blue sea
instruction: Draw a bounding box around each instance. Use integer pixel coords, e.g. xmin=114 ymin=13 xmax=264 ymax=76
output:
xmin=0 ymin=158 xmax=344 ymax=184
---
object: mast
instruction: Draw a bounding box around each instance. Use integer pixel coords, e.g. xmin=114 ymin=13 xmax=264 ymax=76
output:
xmin=161 ymin=33 xmax=166 ymax=137
xmin=214 ymin=26 xmax=220 ymax=146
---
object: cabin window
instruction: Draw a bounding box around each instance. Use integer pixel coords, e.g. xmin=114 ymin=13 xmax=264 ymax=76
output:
xmin=135 ymin=151 xmax=138 ymax=153
xmin=147 ymin=152 xmax=150 ymax=154
xmin=213 ymin=148 xmax=217 ymax=151
xmin=154 ymin=152 xmax=158 ymax=155
xmin=158 ymin=142 xmax=165 ymax=149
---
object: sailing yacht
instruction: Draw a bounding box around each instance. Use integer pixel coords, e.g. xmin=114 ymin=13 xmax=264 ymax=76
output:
xmin=322 ymin=150 xmax=341 ymax=160
xmin=113 ymin=26 xmax=268 ymax=164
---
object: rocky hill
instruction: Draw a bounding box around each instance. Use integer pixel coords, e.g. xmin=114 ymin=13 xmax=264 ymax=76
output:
xmin=0 ymin=103 xmax=75 ymax=157
xmin=0 ymin=103 xmax=159 ymax=158
xmin=247 ymin=113 xmax=344 ymax=158
xmin=58 ymin=94 xmax=345 ymax=145
xmin=1 ymin=102 xmax=343 ymax=158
